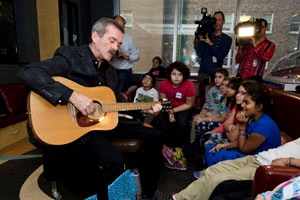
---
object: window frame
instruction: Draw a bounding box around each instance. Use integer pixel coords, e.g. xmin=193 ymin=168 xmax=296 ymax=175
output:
xmin=289 ymin=14 xmax=300 ymax=34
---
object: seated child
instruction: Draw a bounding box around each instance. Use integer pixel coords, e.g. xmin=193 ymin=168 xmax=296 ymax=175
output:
xmin=194 ymin=76 xmax=230 ymax=139
xmin=199 ymin=77 xmax=243 ymax=150
xmin=194 ymin=68 xmax=229 ymax=120
xmin=190 ymin=68 xmax=229 ymax=143
xmin=192 ymin=78 xmax=242 ymax=178
xmin=154 ymin=61 xmax=196 ymax=171
xmin=134 ymin=73 xmax=159 ymax=123
xmin=205 ymin=80 xmax=281 ymax=166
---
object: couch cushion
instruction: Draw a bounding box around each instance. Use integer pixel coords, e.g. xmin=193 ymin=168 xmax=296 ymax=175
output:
xmin=280 ymin=131 xmax=294 ymax=145
xmin=0 ymin=83 xmax=29 ymax=114
xmin=0 ymin=94 xmax=7 ymax=117
xmin=268 ymin=89 xmax=300 ymax=140
xmin=0 ymin=113 xmax=27 ymax=128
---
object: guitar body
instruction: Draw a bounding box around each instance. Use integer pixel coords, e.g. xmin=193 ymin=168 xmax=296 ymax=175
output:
xmin=28 ymin=77 xmax=118 ymax=145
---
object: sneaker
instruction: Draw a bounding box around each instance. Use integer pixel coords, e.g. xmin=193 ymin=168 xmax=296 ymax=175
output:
xmin=152 ymin=191 xmax=173 ymax=200
xmin=174 ymin=151 xmax=186 ymax=164
xmin=162 ymin=145 xmax=176 ymax=165
xmin=193 ymin=171 xmax=201 ymax=179
xmin=164 ymin=161 xmax=187 ymax=171
xmin=193 ymin=169 xmax=206 ymax=179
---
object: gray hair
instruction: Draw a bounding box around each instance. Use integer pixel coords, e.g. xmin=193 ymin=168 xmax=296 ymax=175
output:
xmin=91 ymin=17 xmax=124 ymax=38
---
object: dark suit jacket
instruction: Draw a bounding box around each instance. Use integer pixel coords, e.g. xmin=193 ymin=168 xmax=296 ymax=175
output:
xmin=17 ymin=45 xmax=119 ymax=105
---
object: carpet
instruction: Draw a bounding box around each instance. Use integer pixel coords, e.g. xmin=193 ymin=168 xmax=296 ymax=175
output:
xmin=0 ymin=149 xmax=97 ymax=200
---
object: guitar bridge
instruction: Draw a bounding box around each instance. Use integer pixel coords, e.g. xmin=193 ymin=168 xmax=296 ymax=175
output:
xmin=67 ymin=103 xmax=77 ymax=123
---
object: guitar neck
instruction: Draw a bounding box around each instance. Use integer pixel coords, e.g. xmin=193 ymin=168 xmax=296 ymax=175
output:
xmin=102 ymin=102 xmax=155 ymax=112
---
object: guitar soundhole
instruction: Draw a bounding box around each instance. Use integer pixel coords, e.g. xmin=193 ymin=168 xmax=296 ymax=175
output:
xmin=76 ymin=112 xmax=99 ymax=127
xmin=76 ymin=101 xmax=106 ymax=127
xmin=88 ymin=101 xmax=103 ymax=119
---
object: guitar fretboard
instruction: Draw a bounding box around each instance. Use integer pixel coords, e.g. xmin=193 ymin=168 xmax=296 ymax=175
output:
xmin=102 ymin=102 xmax=154 ymax=112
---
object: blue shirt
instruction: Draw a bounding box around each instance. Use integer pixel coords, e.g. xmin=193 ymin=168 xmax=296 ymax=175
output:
xmin=196 ymin=33 xmax=232 ymax=75
xmin=247 ymin=113 xmax=281 ymax=154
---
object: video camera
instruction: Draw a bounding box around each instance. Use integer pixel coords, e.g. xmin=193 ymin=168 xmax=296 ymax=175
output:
xmin=195 ymin=7 xmax=216 ymax=39
xmin=234 ymin=18 xmax=263 ymax=45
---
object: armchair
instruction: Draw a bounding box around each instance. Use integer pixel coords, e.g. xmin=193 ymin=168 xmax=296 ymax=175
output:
xmin=251 ymin=85 xmax=300 ymax=197
xmin=251 ymin=165 xmax=300 ymax=197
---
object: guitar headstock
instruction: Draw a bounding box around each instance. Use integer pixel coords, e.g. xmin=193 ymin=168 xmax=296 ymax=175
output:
xmin=160 ymin=98 xmax=172 ymax=110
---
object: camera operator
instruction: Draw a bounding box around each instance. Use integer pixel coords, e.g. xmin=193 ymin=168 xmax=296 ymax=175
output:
xmin=194 ymin=10 xmax=232 ymax=83
xmin=236 ymin=18 xmax=276 ymax=82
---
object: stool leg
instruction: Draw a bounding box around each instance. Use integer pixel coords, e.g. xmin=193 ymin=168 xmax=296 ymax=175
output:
xmin=132 ymin=168 xmax=143 ymax=200
xmin=51 ymin=181 xmax=62 ymax=200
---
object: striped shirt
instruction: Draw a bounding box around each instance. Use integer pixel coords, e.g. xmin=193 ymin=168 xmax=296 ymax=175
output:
xmin=236 ymin=37 xmax=275 ymax=79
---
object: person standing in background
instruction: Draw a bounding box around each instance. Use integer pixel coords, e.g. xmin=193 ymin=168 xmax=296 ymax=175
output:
xmin=111 ymin=15 xmax=140 ymax=93
xmin=194 ymin=10 xmax=232 ymax=84
xmin=236 ymin=18 xmax=276 ymax=82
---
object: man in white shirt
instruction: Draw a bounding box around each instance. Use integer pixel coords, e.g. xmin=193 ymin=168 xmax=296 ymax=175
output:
xmin=153 ymin=138 xmax=300 ymax=200
xmin=110 ymin=15 xmax=140 ymax=93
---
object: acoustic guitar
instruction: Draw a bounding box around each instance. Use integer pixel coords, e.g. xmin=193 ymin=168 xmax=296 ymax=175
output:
xmin=28 ymin=76 xmax=171 ymax=145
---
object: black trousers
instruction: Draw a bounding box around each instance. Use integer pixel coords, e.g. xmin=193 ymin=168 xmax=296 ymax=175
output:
xmin=209 ymin=180 xmax=254 ymax=200
xmin=29 ymin=122 xmax=166 ymax=200
xmin=153 ymin=110 xmax=191 ymax=147
xmin=83 ymin=122 xmax=166 ymax=199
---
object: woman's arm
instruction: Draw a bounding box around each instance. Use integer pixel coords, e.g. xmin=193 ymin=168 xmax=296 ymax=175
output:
xmin=226 ymin=123 xmax=239 ymax=142
xmin=272 ymin=158 xmax=300 ymax=168
xmin=209 ymin=110 xmax=235 ymax=134
xmin=210 ymin=112 xmax=227 ymax=123
xmin=236 ymin=111 xmax=266 ymax=154
xmin=210 ymin=140 xmax=239 ymax=152
xmin=194 ymin=111 xmax=227 ymax=125
xmin=223 ymin=108 xmax=236 ymax=132
xmin=238 ymin=133 xmax=265 ymax=154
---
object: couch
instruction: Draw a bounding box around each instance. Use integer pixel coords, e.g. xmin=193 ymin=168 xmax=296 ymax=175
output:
xmin=251 ymin=84 xmax=300 ymax=197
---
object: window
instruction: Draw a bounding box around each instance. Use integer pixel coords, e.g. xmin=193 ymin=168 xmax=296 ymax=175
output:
xmin=263 ymin=14 xmax=274 ymax=33
xmin=290 ymin=14 xmax=300 ymax=33
xmin=59 ymin=0 xmax=79 ymax=46
xmin=119 ymin=0 xmax=300 ymax=78
xmin=121 ymin=11 xmax=133 ymax=27
xmin=223 ymin=13 xmax=235 ymax=32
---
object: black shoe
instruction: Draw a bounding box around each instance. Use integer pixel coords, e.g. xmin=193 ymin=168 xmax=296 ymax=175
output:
xmin=152 ymin=191 xmax=173 ymax=200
